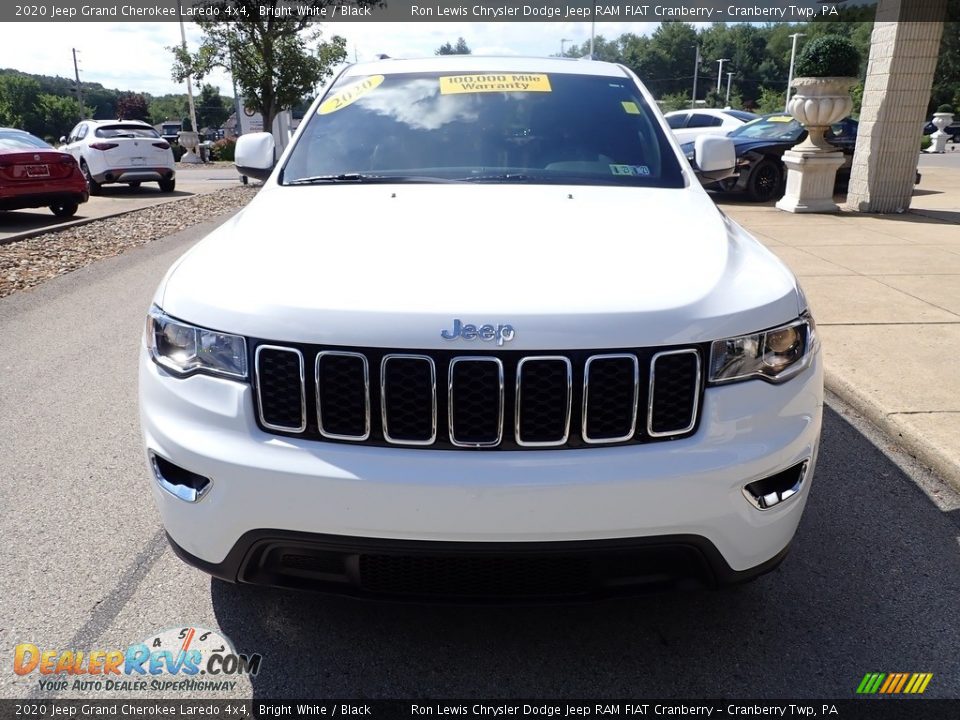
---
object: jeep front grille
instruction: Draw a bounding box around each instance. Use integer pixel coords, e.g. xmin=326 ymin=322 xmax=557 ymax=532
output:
xmin=253 ymin=344 xmax=703 ymax=450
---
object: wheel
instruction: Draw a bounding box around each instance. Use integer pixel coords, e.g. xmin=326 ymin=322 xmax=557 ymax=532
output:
xmin=128 ymin=181 xmax=141 ymax=189
xmin=50 ymin=202 xmax=79 ymax=218
xmin=158 ymin=178 xmax=176 ymax=193
xmin=745 ymin=159 xmax=783 ymax=203
xmin=80 ymin=161 xmax=101 ymax=196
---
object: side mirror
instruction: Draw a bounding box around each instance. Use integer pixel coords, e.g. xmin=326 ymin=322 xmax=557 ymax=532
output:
xmin=59 ymin=136 xmax=67 ymax=144
xmin=692 ymin=135 xmax=736 ymax=182
xmin=235 ymin=132 xmax=276 ymax=182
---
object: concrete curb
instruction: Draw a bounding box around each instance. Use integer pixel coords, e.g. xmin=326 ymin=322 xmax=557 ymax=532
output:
xmin=824 ymin=366 xmax=960 ymax=494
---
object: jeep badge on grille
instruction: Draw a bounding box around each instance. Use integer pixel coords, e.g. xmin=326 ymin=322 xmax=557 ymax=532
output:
xmin=441 ymin=319 xmax=516 ymax=346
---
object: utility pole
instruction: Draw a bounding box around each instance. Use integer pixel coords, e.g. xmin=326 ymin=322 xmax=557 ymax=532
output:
xmin=716 ymin=58 xmax=730 ymax=93
xmin=560 ymin=38 xmax=571 ymax=57
xmin=691 ymin=45 xmax=701 ymax=108
xmin=71 ymin=48 xmax=84 ymax=120
xmin=726 ymin=72 xmax=734 ymax=106
xmin=785 ymin=33 xmax=806 ymax=112
xmin=589 ymin=22 xmax=595 ymax=58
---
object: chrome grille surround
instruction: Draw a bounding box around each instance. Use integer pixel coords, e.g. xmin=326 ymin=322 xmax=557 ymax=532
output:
xmin=315 ymin=350 xmax=370 ymax=441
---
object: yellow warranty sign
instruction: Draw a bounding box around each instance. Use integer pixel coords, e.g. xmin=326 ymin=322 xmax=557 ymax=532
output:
xmin=439 ymin=74 xmax=552 ymax=95
xmin=318 ymin=75 xmax=385 ymax=115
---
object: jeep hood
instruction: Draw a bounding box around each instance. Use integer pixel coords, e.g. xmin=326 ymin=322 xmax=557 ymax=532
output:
xmin=159 ymin=184 xmax=801 ymax=349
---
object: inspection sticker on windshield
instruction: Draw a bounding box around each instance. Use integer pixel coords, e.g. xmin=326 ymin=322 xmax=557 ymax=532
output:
xmin=621 ymin=101 xmax=641 ymax=114
xmin=610 ymin=164 xmax=651 ymax=176
xmin=318 ymin=75 xmax=384 ymax=115
xmin=768 ymin=116 xmax=793 ymax=123
xmin=439 ymin=74 xmax=551 ymax=95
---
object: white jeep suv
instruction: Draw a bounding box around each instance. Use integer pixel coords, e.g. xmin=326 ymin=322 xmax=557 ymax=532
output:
xmin=63 ymin=119 xmax=176 ymax=194
xmin=139 ymin=57 xmax=823 ymax=600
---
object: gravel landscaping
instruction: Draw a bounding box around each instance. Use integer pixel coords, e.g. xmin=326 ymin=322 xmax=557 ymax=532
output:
xmin=0 ymin=185 xmax=258 ymax=299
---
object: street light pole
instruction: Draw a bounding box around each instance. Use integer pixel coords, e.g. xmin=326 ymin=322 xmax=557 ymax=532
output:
xmin=785 ymin=33 xmax=806 ymax=113
xmin=589 ymin=21 xmax=595 ymax=58
xmin=691 ymin=45 xmax=701 ymax=108
xmin=716 ymin=58 xmax=730 ymax=93
xmin=560 ymin=38 xmax=571 ymax=57
xmin=726 ymin=71 xmax=734 ymax=106
xmin=177 ymin=0 xmax=199 ymax=137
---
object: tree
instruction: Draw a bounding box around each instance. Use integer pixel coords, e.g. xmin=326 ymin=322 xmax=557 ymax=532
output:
xmin=170 ymin=2 xmax=365 ymax=134
xmin=116 ymin=91 xmax=150 ymax=121
xmin=0 ymin=74 xmax=40 ymax=131
xmin=148 ymin=94 xmax=188 ymax=124
xmin=197 ymin=84 xmax=231 ymax=130
xmin=435 ymin=37 xmax=471 ymax=56
xmin=755 ymin=86 xmax=786 ymax=114
xmin=37 ymin=94 xmax=86 ymax=140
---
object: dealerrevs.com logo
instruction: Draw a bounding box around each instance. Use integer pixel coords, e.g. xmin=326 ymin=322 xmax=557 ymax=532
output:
xmin=14 ymin=627 xmax=261 ymax=693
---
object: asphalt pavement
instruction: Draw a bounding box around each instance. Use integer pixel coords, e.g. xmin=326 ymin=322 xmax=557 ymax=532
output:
xmin=0 ymin=164 xmax=240 ymax=244
xmin=1 ymin=217 xmax=959 ymax=700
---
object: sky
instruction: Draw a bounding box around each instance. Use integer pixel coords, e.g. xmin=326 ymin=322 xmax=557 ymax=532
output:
xmin=0 ymin=21 xmax=660 ymax=97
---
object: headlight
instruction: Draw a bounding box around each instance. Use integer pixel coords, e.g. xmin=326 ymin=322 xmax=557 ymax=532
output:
xmin=708 ymin=314 xmax=817 ymax=385
xmin=146 ymin=305 xmax=247 ymax=379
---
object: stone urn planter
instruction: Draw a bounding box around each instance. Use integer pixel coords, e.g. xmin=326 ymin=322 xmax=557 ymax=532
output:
xmin=777 ymin=34 xmax=861 ymax=214
xmin=787 ymin=76 xmax=856 ymax=152
xmin=932 ymin=111 xmax=954 ymax=134
xmin=927 ymin=110 xmax=955 ymax=154
xmin=177 ymin=130 xmax=202 ymax=164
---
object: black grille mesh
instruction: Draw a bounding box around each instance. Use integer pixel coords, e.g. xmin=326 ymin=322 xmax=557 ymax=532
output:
xmin=584 ymin=356 xmax=637 ymax=441
xmin=449 ymin=360 xmax=502 ymax=445
xmin=650 ymin=352 xmax=700 ymax=435
xmin=517 ymin=359 xmax=570 ymax=444
xmin=253 ymin=344 xmax=702 ymax=448
xmin=317 ymin=353 xmax=368 ymax=438
xmin=359 ymin=554 xmax=593 ymax=597
xmin=382 ymin=357 xmax=435 ymax=443
xmin=256 ymin=348 xmax=304 ymax=430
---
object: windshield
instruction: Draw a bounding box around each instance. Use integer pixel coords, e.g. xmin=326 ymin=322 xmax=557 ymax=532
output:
xmin=283 ymin=70 xmax=684 ymax=187
xmin=95 ymin=125 xmax=160 ymax=139
xmin=728 ymin=115 xmax=803 ymax=142
xmin=0 ymin=131 xmax=51 ymax=150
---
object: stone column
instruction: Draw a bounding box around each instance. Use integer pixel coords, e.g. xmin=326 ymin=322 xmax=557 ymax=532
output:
xmin=846 ymin=0 xmax=947 ymax=214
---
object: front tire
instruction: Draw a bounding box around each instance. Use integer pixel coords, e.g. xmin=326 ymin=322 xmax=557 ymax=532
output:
xmin=81 ymin=161 xmax=101 ymax=196
xmin=158 ymin=178 xmax=176 ymax=193
xmin=50 ymin=202 xmax=79 ymax=218
xmin=746 ymin=159 xmax=783 ymax=203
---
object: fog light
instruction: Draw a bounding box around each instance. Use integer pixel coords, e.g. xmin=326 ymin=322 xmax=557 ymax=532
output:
xmin=743 ymin=461 xmax=808 ymax=510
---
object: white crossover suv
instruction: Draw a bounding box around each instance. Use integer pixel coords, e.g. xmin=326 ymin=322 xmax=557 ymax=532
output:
xmin=62 ymin=119 xmax=176 ymax=194
xmin=139 ymin=57 xmax=823 ymax=600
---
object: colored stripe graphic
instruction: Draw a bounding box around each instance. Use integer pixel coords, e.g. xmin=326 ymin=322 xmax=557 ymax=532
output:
xmin=857 ymin=672 xmax=933 ymax=694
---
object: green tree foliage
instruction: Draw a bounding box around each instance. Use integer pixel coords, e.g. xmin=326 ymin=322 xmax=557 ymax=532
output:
xmin=755 ymin=87 xmax=787 ymax=114
xmin=0 ymin=74 xmax=40 ymax=129
xmin=116 ymin=91 xmax=151 ymax=121
xmin=197 ymin=84 xmax=231 ymax=130
xmin=149 ymin=95 xmax=188 ymax=124
xmin=657 ymin=92 xmax=690 ymax=112
xmin=38 ymin=94 xmax=85 ymax=141
xmin=435 ymin=37 xmax=471 ymax=56
xmin=170 ymin=2 xmax=365 ymax=133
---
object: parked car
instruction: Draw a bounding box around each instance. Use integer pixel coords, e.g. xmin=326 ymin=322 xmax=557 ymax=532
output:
xmin=0 ymin=128 xmax=88 ymax=217
xmin=60 ymin=119 xmax=176 ymax=195
xmin=682 ymin=113 xmax=859 ymax=202
xmin=922 ymin=120 xmax=960 ymax=142
xmin=141 ymin=56 xmax=822 ymax=600
xmin=664 ymin=108 xmax=759 ymax=144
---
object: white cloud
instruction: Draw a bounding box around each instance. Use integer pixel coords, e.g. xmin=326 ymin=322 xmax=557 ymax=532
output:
xmin=0 ymin=21 xmax=659 ymax=97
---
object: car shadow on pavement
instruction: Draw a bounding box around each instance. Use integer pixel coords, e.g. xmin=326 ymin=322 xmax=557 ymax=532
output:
xmin=211 ymin=405 xmax=960 ymax=699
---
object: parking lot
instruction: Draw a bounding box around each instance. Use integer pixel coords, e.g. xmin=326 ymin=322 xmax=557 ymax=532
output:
xmin=1 ymin=216 xmax=959 ymax=700
xmin=0 ymin=165 xmax=239 ymax=244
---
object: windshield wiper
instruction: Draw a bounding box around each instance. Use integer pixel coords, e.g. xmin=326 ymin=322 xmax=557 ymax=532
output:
xmin=460 ymin=173 xmax=543 ymax=183
xmin=285 ymin=173 xmax=463 ymax=185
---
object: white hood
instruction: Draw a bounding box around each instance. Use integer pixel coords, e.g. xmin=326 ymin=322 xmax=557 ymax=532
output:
xmin=159 ymin=183 xmax=801 ymax=349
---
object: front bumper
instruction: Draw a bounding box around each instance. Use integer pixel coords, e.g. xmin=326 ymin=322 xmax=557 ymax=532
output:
xmin=139 ymin=347 xmax=823 ymax=593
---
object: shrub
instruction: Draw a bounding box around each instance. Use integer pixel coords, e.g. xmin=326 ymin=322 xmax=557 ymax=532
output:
xmin=795 ymin=35 xmax=861 ymax=78
xmin=211 ymin=138 xmax=236 ymax=162
xmin=920 ymin=135 xmax=932 ymax=150
xmin=171 ymin=143 xmax=186 ymax=162
xmin=936 ymin=104 xmax=954 ymax=114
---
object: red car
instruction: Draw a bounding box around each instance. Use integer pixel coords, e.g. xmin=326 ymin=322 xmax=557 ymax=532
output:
xmin=0 ymin=128 xmax=89 ymax=217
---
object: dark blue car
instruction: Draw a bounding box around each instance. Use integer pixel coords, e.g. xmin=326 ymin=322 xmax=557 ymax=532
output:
xmin=681 ymin=113 xmax=859 ymax=203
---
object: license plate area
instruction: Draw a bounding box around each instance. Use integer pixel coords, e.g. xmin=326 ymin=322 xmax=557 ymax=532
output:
xmin=25 ymin=164 xmax=50 ymax=178
xmin=131 ymin=157 xmax=145 ymax=165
